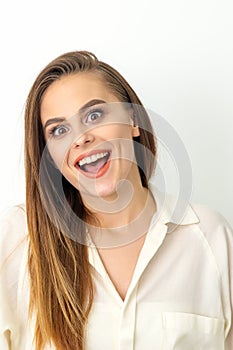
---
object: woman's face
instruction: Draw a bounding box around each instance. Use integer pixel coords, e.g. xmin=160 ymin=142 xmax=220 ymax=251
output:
xmin=40 ymin=72 xmax=140 ymax=202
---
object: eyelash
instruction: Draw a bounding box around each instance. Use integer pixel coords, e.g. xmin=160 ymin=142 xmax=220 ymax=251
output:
xmin=84 ymin=108 xmax=104 ymax=124
xmin=49 ymin=125 xmax=70 ymax=137
xmin=48 ymin=108 xmax=105 ymax=138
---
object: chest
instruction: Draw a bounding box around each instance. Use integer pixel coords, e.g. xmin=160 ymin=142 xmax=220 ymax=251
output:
xmin=97 ymin=234 xmax=146 ymax=300
xmin=87 ymin=236 xmax=224 ymax=350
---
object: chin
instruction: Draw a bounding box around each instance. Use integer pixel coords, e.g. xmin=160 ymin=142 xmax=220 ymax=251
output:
xmin=92 ymin=181 xmax=119 ymax=200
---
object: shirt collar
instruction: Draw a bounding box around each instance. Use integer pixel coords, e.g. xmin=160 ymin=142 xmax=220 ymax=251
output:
xmin=149 ymin=182 xmax=200 ymax=227
xmin=87 ymin=182 xmax=200 ymax=253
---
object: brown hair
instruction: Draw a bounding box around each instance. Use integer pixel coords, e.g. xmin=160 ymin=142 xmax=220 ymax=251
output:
xmin=25 ymin=51 xmax=157 ymax=349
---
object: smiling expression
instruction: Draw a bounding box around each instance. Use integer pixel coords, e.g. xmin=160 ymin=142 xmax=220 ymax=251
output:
xmin=40 ymin=72 xmax=140 ymax=202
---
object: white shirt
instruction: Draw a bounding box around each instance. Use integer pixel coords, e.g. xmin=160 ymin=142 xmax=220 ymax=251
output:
xmin=0 ymin=184 xmax=233 ymax=350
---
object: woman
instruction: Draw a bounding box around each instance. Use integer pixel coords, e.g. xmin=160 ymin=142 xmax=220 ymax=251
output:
xmin=0 ymin=51 xmax=232 ymax=350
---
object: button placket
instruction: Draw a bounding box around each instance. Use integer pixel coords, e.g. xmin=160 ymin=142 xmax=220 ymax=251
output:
xmin=119 ymin=285 xmax=138 ymax=350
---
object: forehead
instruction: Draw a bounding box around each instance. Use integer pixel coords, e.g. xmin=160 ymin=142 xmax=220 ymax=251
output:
xmin=40 ymin=72 xmax=119 ymax=123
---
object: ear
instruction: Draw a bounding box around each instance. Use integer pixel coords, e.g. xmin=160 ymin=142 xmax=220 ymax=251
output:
xmin=132 ymin=125 xmax=140 ymax=137
xmin=129 ymin=110 xmax=140 ymax=137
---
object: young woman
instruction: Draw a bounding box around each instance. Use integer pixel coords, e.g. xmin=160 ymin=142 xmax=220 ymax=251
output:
xmin=0 ymin=51 xmax=232 ymax=350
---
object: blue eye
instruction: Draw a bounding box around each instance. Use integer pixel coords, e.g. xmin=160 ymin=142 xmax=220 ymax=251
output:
xmin=50 ymin=125 xmax=70 ymax=137
xmin=85 ymin=109 xmax=103 ymax=124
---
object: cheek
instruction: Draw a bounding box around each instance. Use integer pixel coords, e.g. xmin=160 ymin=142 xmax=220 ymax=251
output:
xmin=98 ymin=124 xmax=133 ymax=141
xmin=47 ymin=140 xmax=71 ymax=171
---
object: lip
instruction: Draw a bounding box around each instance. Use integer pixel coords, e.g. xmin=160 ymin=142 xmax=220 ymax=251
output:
xmin=74 ymin=149 xmax=112 ymax=178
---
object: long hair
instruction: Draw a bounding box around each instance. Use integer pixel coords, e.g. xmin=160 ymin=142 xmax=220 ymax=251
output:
xmin=25 ymin=51 xmax=157 ymax=349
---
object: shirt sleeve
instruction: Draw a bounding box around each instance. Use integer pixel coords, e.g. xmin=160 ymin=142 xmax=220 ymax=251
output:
xmin=0 ymin=205 xmax=27 ymax=349
xmin=196 ymin=205 xmax=233 ymax=349
xmin=220 ymin=217 xmax=233 ymax=350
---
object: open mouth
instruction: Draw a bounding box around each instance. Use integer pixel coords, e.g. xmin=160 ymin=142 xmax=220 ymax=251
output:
xmin=75 ymin=151 xmax=111 ymax=177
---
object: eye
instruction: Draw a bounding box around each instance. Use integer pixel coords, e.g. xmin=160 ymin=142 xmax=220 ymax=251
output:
xmin=84 ymin=109 xmax=103 ymax=124
xmin=49 ymin=125 xmax=70 ymax=138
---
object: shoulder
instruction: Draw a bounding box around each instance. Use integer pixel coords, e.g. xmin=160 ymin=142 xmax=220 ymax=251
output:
xmin=190 ymin=202 xmax=233 ymax=241
xmin=0 ymin=204 xmax=30 ymax=340
xmin=189 ymin=203 xmax=233 ymax=344
xmin=189 ymin=202 xmax=233 ymax=274
xmin=191 ymin=202 xmax=231 ymax=227
xmin=0 ymin=203 xmax=28 ymax=266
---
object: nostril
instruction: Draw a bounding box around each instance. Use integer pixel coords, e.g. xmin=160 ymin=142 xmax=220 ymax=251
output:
xmin=73 ymin=133 xmax=94 ymax=148
xmin=73 ymin=139 xmax=90 ymax=148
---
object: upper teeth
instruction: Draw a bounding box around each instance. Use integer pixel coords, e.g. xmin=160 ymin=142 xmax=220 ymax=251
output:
xmin=78 ymin=152 xmax=109 ymax=166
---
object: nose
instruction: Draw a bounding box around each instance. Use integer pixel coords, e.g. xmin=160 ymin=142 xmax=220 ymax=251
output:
xmin=72 ymin=131 xmax=95 ymax=148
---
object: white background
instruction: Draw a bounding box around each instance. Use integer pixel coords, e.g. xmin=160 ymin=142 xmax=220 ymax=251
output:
xmin=0 ymin=0 xmax=232 ymax=226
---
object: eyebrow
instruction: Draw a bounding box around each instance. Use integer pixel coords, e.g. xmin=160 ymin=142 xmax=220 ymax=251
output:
xmin=43 ymin=99 xmax=106 ymax=131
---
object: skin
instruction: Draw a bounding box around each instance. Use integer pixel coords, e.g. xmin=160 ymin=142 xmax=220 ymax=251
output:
xmin=41 ymin=72 xmax=155 ymax=226
xmin=40 ymin=72 xmax=157 ymax=300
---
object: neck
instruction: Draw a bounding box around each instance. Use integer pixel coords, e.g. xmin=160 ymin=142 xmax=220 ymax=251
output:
xmin=97 ymin=185 xmax=152 ymax=227
xmin=83 ymin=181 xmax=157 ymax=248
